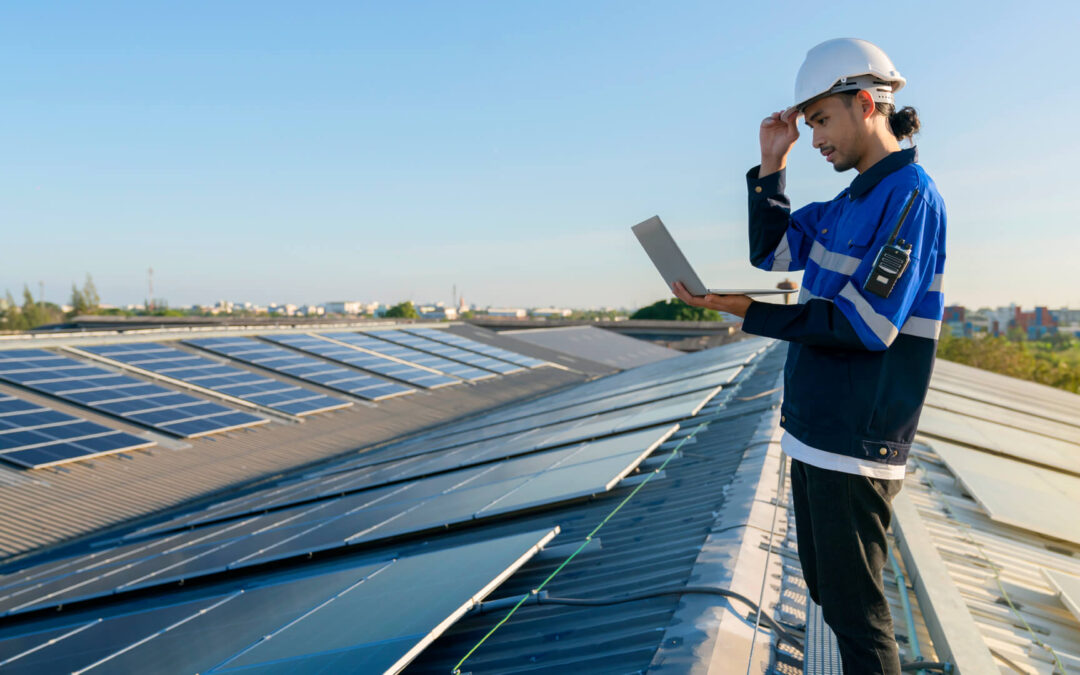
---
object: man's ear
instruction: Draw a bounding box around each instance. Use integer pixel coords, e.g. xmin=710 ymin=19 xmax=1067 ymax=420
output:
xmin=857 ymin=90 xmax=875 ymax=120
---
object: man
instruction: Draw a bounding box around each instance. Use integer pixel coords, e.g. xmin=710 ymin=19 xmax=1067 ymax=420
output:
xmin=672 ymin=38 xmax=946 ymax=674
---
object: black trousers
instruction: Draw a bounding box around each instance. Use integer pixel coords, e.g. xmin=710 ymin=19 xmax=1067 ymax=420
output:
xmin=789 ymin=458 xmax=904 ymax=675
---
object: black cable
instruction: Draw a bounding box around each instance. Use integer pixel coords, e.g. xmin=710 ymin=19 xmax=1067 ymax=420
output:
xmin=535 ymin=586 xmax=804 ymax=649
xmin=900 ymin=660 xmax=954 ymax=673
xmin=490 ymin=586 xmax=954 ymax=673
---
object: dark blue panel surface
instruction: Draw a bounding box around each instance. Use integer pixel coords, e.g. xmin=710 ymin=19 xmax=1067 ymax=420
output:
xmin=0 ymin=351 xmax=266 ymax=438
xmin=80 ymin=343 xmax=350 ymax=417
xmin=0 ymin=392 xmax=154 ymax=469
xmin=369 ymin=330 xmax=524 ymax=374
xmin=186 ymin=337 xmax=416 ymax=400
xmin=322 ymin=332 xmax=495 ymax=382
xmin=262 ymin=333 xmax=459 ymax=389
xmin=405 ymin=327 xmax=551 ymax=368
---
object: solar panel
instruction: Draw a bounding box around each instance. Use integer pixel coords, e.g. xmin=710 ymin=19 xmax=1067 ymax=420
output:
xmin=367 ymin=329 xmax=524 ymax=374
xmin=259 ymin=334 xmax=456 ymax=390
xmin=0 ymin=425 xmax=671 ymax=615
xmin=323 ymin=332 xmax=496 ymax=382
xmin=1044 ymin=569 xmax=1080 ymax=625
xmin=0 ymin=528 xmax=558 ymax=675
xmin=406 ymin=326 xmax=550 ymax=368
xmin=418 ymin=363 xmax=742 ymax=446
xmin=77 ymin=343 xmax=351 ymax=417
xmin=917 ymin=406 xmax=1080 ymax=476
xmin=0 ymin=392 xmax=155 ymax=469
xmin=930 ymin=438 xmax=1080 ymax=546
xmin=0 ymin=350 xmax=267 ymax=438
xmin=351 ymin=381 xmax=726 ymax=469
xmin=185 ymin=337 xmax=416 ymax=400
xmin=133 ymin=423 xmax=682 ymax=537
xmin=429 ymin=348 xmax=749 ymax=440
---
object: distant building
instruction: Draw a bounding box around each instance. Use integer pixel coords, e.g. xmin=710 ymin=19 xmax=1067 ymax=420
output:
xmin=1014 ymin=306 xmax=1057 ymax=339
xmin=269 ymin=303 xmax=298 ymax=316
xmin=1051 ymin=307 xmax=1080 ymax=325
xmin=418 ymin=305 xmax=458 ymax=320
xmin=487 ymin=308 xmax=527 ymax=318
xmin=531 ymin=308 xmax=572 ymax=318
xmin=943 ymin=305 xmax=971 ymax=337
xmin=325 ymin=301 xmax=364 ymax=315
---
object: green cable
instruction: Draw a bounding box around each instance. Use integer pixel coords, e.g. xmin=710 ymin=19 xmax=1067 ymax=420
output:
xmin=450 ymin=422 xmax=709 ymax=674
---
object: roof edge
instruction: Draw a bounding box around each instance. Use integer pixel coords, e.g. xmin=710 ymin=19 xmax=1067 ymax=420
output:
xmin=892 ymin=487 xmax=999 ymax=674
xmin=647 ymin=367 xmax=786 ymax=673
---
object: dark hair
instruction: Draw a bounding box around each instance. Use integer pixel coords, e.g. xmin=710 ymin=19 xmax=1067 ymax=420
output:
xmin=839 ymin=92 xmax=920 ymax=143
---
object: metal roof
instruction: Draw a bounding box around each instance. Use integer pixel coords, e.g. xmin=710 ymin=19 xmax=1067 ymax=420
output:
xmin=892 ymin=358 xmax=1080 ymax=674
xmin=0 ymin=324 xmax=586 ymax=563
xmin=0 ymin=330 xmax=781 ymax=675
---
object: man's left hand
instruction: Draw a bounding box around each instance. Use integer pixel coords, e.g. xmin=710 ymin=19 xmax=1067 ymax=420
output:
xmin=671 ymin=281 xmax=753 ymax=318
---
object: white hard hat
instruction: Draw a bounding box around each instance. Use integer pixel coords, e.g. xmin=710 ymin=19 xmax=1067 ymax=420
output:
xmin=788 ymin=38 xmax=905 ymax=115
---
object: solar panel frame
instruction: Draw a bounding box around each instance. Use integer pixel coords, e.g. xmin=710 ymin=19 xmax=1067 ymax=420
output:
xmin=405 ymin=326 xmax=550 ymax=368
xmin=322 ymin=332 xmax=496 ymax=382
xmin=0 ymin=393 xmax=155 ymax=469
xmin=366 ymin=329 xmax=525 ymax=375
xmin=259 ymin=334 xmax=457 ymax=390
xmin=0 ymin=350 xmax=266 ymax=439
xmin=0 ymin=529 xmax=558 ymax=675
xmin=75 ymin=343 xmax=351 ymax=417
xmin=0 ymin=426 xmax=672 ymax=614
xmin=184 ymin=337 xmax=416 ymax=401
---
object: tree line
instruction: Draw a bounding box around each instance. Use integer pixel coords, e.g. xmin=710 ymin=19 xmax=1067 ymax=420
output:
xmin=937 ymin=330 xmax=1080 ymax=394
xmin=0 ymin=275 xmax=101 ymax=331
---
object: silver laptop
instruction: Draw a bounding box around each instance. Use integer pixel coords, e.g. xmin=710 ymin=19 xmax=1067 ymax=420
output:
xmin=632 ymin=216 xmax=797 ymax=297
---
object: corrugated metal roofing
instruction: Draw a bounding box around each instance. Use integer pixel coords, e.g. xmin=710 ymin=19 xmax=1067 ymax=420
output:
xmin=0 ymin=332 xmax=780 ymax=675
xmin=403 ymin=340 xmax=784 ymax=674
xmin=0 ymin=327 xmax=587 ymax=563
xmin=895 ymin=357 xmax=1080 ymax=674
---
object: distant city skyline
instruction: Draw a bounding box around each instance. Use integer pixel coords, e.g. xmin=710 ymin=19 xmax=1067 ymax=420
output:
xmin=3 ymin=2 xmax=1078 ymax=310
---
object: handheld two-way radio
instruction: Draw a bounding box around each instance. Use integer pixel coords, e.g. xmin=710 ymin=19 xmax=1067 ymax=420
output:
xmin=863 ymin=188 xmax=920 ymax=299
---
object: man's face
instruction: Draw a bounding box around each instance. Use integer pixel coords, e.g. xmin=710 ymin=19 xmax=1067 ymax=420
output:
xmin=802 ymin=94 xmax=867 ymax=172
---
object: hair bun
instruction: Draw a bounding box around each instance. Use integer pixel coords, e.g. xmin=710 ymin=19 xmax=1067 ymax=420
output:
xmin=889 ymin=106 xmax=920 ymax=142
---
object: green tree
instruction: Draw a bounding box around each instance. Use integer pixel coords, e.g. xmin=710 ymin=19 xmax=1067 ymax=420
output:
xmin=0 ymin=290 xmax=29 ymax=331
xmin=385 ymin=300 xmax=419 ymax=319
xmin=630 ymin=298 xmax=723 ymax=321
xmin=15 ymin=286 xmax=64 ymax=329
xmin=938 ymin=334 xmax=1080 ymax=394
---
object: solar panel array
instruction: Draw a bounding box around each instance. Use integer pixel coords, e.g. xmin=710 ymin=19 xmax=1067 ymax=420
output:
xmin=78 ymin=343 xmax=351 ymax=417
xmin=186 ymin=337 xmax=416 ymax=400
xmin=0 ymin=337 xmax=773 ymax=673
xmin=0 ymin=393 xmax=154 ymax=469
xmin=0 ymin=350 xmax=266 ymax=438
xmin=0 ymin=529 xmax=557 ymax=675
xmin=323 ymin=332 xmax=495 ymax=382
xmin=0 ymin=425 xmax=675 ymax=616
xmin=368 ymin=329 xmax=525 ymax=375
xmin=258 ymin=333 xmax=456 ymax=389
xmin=404 ymin=326 xmax=550 ymax=368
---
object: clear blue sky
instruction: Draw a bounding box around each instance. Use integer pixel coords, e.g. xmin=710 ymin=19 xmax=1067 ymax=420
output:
xmin=2 ymin=1 xmax=1078 ymax=310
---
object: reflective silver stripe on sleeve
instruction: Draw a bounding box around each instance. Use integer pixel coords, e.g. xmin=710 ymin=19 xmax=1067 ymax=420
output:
xmin=900 ymin=316 xmax=942 ymax=340
xmin=797 ymin=286 xmax=833 ymax=304
xmin=770 ymin=232 xmax=793 ymax=271
xmin=838 ymin=282 xmax=899 ymax=347
xmin=928 ymin=273 xmax=944 ymax=293
xmin=810 ymin=240 xmax=861 ymax=276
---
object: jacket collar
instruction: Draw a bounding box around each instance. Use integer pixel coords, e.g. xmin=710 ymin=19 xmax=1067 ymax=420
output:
xmin=848 ymin=147 xmax=918 ymax=200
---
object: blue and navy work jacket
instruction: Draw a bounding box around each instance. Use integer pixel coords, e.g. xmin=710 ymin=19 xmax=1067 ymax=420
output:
xmin=740 ymin=148 xmax=947 ymax=467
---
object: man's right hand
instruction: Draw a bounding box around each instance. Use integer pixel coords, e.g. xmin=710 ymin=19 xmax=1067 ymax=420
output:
xmin=759 ymin=109 xmax=799 ymax=177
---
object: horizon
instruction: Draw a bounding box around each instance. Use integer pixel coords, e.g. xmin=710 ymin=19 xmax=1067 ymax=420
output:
xmin=3 ymin=2 xmax=1078 ymax=310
